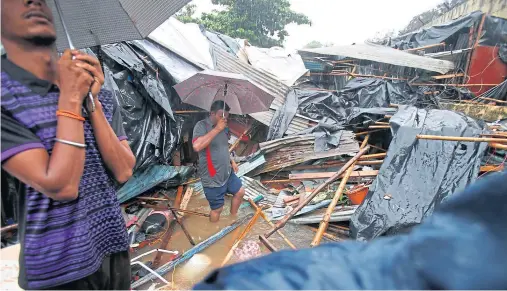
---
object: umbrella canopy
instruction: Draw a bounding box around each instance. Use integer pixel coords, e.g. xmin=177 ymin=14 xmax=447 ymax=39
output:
xmin=47 ymin=0 xmax=191 ymax=52
xmin=174 ymin=70 xmax=276 ymax=115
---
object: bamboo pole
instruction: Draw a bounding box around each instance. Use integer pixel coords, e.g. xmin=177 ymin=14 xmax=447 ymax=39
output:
xmin=229 ymin=128 xmax=250 ymax=153
xmin=476 ymin=96 xmax=507 ymax=104
xmin=264 ymin=146 xmax=371 ymax=238
xmin=417 ymin=135 xmax=507 ymax=143
xmin=140 ymin=204 xmax=210 ymax=217
xmin=174 ymin=186 xmax=184 ymax=208
xmin=221 ymin=208 xmax=262 ymax=266
xmin=411 ymin=83 xmax=500 ymax=87
xmin=404 ymin=42 xmax=445 ymax=52
xmin=355 ymin=129 xmax=384 ymax=136
xmin=309 ymin=227 xmax=342 ymax=242
xmin=368 ymin=125 xmax=391 ymax=129
xmin=360 ymin=153 xmax=387 ymax=159
xmin=248 ymin=199 xmax=296 ymax=250
xmin=375 ymin=121 xmax=390 ymax=125
xmin=137 ymin=196 xmax=172 ymax=202
xmin=311 ymin=136 xmax=370 ymax=247
xmin=131 ymin=214 xmax=254 ymax=289
xmin=489 ymin=142 xmax=507 ymax=150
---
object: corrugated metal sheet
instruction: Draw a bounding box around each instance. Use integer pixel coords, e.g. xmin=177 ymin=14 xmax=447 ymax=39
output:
xmin=212 ymin=45 xmax=289 ymax=109
xmin=299 ymin=43 xmax=455 ymax=74
xmin=252 ymin=131 xmax=359 ymax=175
xmin=212 ymin=44 xmax=313 ymax=134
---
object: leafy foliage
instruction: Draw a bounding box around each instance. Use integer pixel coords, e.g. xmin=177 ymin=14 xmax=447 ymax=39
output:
xmin=177 ymin=0 xmax=311 ymax=48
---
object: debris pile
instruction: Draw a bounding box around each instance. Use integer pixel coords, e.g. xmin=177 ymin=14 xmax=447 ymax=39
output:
xmin=1 ymin=8 xmax=506 ymax=291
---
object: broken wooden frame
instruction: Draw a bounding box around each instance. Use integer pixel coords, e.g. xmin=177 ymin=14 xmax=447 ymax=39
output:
xmin=260 ymin=146 xmax=370 ymax=249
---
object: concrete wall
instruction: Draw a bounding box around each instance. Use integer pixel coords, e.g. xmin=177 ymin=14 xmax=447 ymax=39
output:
xmin=424 ymin=0 xmax=507 ymax=28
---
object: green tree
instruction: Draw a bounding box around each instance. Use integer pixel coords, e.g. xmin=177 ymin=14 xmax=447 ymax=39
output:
xmin=175 ymin=4 xmax=200 ymax=24
xmin=198 ymin=0 xmax=311 ymax=47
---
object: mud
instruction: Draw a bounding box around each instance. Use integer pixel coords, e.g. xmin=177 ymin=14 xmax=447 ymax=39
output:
xmin=132 ymin=192 xmax=322 ymax=290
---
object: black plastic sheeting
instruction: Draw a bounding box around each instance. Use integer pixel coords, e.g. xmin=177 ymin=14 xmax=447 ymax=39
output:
xmin=393 ymin=11 xmax=507 ymax=50
xmin=267 ymin=77 xmax=437 ymax=139
xmin=393 ymin=11 xmax=481 ymax=50
xmin=350 ymin=106 xmax=487 ymax=241
xmin=194 ymin=170 xmax=507 ymax=290
xmin=101 ymin=43 xmax=183 ymax=171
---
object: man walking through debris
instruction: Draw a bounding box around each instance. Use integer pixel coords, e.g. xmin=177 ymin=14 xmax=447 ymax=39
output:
xmin=193 ymin=100 xmax=245 ymax=222
xmin=1 ymin=0 xmax=136 ymax=289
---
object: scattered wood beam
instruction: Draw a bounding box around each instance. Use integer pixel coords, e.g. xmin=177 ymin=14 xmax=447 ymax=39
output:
xmin=289 ymin=170 xmax=379 ymax=181
xmin=417 ymin=135 xmax=507 ymax=143
xmin=264 ymin=146 xmax=370 ymax=239
xmin=432 ymin=73 xmax=464 ymax=80
xmin=131 ymin=214 xmax=254 ymax=289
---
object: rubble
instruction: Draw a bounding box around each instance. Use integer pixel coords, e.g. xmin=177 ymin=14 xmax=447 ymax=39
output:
xmin=2 ymin=7 xmax=506 ymax=291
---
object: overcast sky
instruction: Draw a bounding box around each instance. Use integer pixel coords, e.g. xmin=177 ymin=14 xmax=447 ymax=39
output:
xmin=190 ymin=0 xmax=444 ymax=50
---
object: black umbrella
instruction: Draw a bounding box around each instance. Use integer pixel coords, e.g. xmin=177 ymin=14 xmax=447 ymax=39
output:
xmin=48 ymin=0 xmax=191 ymax=110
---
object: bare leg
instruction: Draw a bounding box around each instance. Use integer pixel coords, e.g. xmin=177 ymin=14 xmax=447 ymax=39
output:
xmin=210 ymin=206 xmax=223 ymax=223
xmin=230 ymin=187 xmax=245 ymax=216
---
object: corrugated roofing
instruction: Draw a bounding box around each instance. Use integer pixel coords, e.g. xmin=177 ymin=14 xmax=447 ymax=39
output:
xmin=299 ymin=43 xmax=455 ymax=74
xmin=212 ymin=44 xmax=313 ymax=134
xmin=212 ymin=44 xmax=289 ymax=109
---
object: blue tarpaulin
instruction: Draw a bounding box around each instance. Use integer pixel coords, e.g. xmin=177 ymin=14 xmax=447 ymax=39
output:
xmin=195 ymin=170 xmax=507 ymax=290
xmin=117 ymin=165 xmax=193 ymax=203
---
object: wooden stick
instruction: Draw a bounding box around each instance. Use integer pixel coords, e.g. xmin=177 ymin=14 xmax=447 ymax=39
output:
xmin=417 ymin=135 xmax=507 ymax=143
xmin=132 ymin=214 xmax=254 ymax=289
xmin=140 ymin=204 xmax=210 ymax=217
xmin=166 ymin=203 xmax=196 ymax=246
xmin=289 ymin=170 xmax=379 ymax=181
xmin=178 ymin=187 xmax=194 ymax=216
xmin=368 ymin=144 xmax=387 ymax=152
xmin=489 ymin=142 xmax=507 ymax=150
xmin=248 ymin=199 xmax=297 ymax=250
xmin=411 ymin=83 xmax=500 ymax=87
xmin=474 ymin=13 xmax=487 ymax=48
xmin=361 ymin=153 xmax=387 ymax=159
xmin=476 ymin=96 xmax=507 ymax=104
xmin=229 ymin=128 xmax=250 ymax=153
xmin=480 ymin=164 xmax=505 ymax=172
xmin=384 ymin=115 xmax=393 ymax=119
xmin=309 ymin=227 xmax=342 ymax=242
xmin=264 ymin=146 xmax=370 ymax=238
xmin=480 ymin=133 xmax=507 ymax=138
xmin=432 ymin=73 xmax=464 ymax=80
xmin=375 ymin=121 xmax=390 ymax=125
xmin=259 ymin=235 xmax=278 ymax=252
xmin=285 ymin=160 xmax=384 ymax=171
xmin=355 ymin=129 xmax=384 ymax=136
xmin=137 ymin=196 xmax=172 ymax=202
xmin=174 ymin=186 xmax=184 ymax=208
xmin=368 ymin=125 xmax=391 ymax=129
xmin=404 ymin=42 xmax=445 ymax=52
xmin=221 ymin=208 xmax=262 ymax=266
xmin=283 ymin=195 xmax=301 ymax=204
xmin=311 ymin=136 xmax=370 ymax=246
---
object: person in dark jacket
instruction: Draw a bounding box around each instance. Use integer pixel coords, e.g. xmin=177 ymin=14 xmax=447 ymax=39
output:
xmin=1 ymin=0 xmax=136 ymax=289
xmin=195 ymin=170 xmax=507 ymax=290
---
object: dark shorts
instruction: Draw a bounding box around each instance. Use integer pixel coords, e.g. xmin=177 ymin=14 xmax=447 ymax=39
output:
xmin=203 ymin=173 xmax=243 ymax=210
xmin=45 ymin=251 xmax=130 ymax=290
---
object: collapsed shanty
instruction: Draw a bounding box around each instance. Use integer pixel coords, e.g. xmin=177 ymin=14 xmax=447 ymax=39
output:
xmin=2 ymin=4 xmax=507 ymax=290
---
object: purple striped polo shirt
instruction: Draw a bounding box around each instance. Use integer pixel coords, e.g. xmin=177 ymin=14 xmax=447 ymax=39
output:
xmin=1 ymin=57 xmax=129 ymax=289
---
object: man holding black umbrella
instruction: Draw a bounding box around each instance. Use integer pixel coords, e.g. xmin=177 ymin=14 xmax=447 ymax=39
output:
xmin=1 ymin=0 xmax=135 ymax=289
xmin=193 ymin=101 xmax=246 ymax=223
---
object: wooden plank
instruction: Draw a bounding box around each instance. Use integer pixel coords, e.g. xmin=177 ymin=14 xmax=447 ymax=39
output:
xmin=289 ymin=170 xmax=379 ymax=180
xmin=132 ymin=214 xmax=254 ymax=289
xmin=178 ymin=187 xmax=194 ymax=216
xmin=432 ymin=73 xmax=464 ymax=80
xmin=417 ymin=135 xmax=507 ymax=143
xmin=174 ymin=186 xmax=184 ymax=208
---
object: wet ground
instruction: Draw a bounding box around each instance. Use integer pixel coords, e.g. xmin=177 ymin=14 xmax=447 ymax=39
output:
xmin=131 ymin=192 xmax=329 ymax=290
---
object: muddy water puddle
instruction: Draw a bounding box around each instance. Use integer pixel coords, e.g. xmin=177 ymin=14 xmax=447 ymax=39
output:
xmin=132 ymin=193 xmax=315 ymax=290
